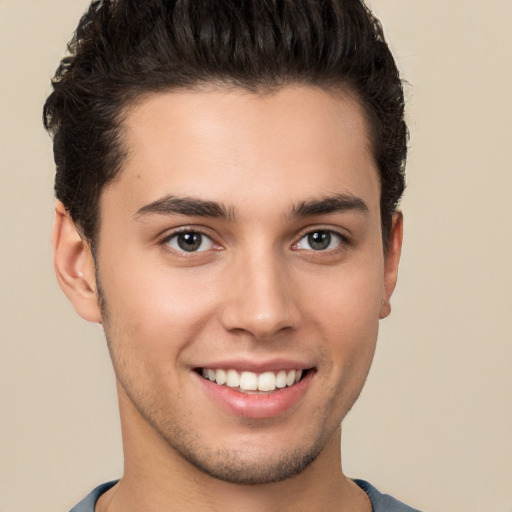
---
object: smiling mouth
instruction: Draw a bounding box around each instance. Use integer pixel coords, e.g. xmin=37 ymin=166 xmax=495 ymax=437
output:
xmin=196 ymin=368 xmax=311 ymax=393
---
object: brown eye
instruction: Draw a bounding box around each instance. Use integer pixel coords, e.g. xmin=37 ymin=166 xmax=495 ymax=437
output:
xmin=295 ymin=230 xmax=344 ymax=251
xmin=166 ymin=231 xmax=213 ymax=252
xmin=307 ymin=231 xmax=332 ymax=250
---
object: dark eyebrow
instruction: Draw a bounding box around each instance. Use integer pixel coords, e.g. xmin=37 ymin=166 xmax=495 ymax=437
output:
xmin=134 ymin=195 xmax=234 ymax=221
xmin=290 ymin=193 xmax=369 ymax=218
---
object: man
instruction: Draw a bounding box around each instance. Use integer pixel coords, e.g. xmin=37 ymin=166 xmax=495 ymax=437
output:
xmin=44 ymin=0 xmax=417 ymax=510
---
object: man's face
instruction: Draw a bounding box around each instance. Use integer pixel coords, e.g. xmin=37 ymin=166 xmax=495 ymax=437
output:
xmin=93 ymin=85 xmax=400 ymax=483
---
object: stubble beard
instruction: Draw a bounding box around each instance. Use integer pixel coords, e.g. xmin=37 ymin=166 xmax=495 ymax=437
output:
xmin=114 ymin=366 xmax=335 ymax=485
xmin=96 ymin=276 xmax=345 ymax=487
xmin=155 ymin=421 xmax=329 ymax=485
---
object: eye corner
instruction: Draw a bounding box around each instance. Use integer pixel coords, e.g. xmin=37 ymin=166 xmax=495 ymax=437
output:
xmin=161 ymin=228 xmax=218 ymax=254
xmin=293 ymin=228 xmax=350 ymax=253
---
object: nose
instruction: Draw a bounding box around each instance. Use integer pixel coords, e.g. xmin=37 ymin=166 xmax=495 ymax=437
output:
xmin=219 ymin=250 xmax=301 ymax=340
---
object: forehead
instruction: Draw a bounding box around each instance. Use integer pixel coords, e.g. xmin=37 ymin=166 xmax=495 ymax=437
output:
xmin=105 ymin=85 xmax=380 ymax=218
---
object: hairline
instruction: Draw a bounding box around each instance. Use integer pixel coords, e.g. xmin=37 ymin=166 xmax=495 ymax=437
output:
xmin=85 ymin=81 xmax=393 ymax=258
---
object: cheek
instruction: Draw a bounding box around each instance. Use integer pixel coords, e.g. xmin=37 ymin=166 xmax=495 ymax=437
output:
xmin=305 ymin=262 xmax=383 ymax=367
xmin=98 ymin=258 xmax=221 ymax=362
xmin=310 ymin=261 xmax=383 ymax=326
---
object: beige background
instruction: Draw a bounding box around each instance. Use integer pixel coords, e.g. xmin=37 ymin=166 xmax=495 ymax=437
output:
xmin=1 ymin=1 xmax=511 ymax=511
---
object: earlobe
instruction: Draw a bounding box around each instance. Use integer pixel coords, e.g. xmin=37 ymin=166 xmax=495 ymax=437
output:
xmin=52 ymin=202 xmax=102 ymax=323
xmin=379 ymin=212 xmax=403 ymax=319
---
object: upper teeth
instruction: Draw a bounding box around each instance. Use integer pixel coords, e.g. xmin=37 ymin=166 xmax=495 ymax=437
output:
xmin=201 ymin=368 xmax=303 ymax=392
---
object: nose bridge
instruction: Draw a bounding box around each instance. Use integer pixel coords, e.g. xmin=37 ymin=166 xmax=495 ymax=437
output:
xmin=220 ymin=243 xmax=300 ymax=339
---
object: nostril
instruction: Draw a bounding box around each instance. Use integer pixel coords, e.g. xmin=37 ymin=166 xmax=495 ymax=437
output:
xmin=218 ymin=271 xmax=301 ymax=338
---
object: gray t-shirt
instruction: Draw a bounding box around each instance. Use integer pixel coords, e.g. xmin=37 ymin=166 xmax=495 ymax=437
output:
xmin=69 ymin=479 xmax=422 ymax=511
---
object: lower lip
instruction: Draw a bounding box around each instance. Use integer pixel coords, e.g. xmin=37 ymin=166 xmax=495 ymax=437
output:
xmin=196 ymin=371 xmax=314 ymax=419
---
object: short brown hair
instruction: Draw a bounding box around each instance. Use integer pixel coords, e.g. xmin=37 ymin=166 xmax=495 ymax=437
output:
xmin=44 ymin=0 xmax=407 ymax=247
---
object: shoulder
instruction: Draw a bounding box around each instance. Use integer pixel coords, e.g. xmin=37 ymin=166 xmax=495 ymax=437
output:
xmin=71 ymin=478 xmax=422 ymax=511
xmin=354 ymin=479 xmax=424 ymax=512
xmin=69 ymin=481 xmax=118 ymax=512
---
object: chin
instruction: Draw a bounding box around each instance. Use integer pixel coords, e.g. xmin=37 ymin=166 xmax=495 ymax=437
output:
xmin=177 ymin=443 xmax=323 ymax=485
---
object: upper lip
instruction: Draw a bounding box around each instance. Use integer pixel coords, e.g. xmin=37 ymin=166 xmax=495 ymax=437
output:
xmin=193 ymin=358 xmax=314 ymax=373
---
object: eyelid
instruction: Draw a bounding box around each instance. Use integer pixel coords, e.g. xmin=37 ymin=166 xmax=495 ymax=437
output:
xmin=294 ymin=225 xmax=350 ymax=242
xmin=292 ymin=227 xmax=350 ymax=251
xmin=159 ymin=226 xmax=222 ymax=253
xmin=157 ymin=224 xmax=350 ymax=253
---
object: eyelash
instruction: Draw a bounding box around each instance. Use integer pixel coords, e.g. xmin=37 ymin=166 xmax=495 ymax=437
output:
xmin=159 ymin=227 xmax=350 ymax=255
xmin=293 ymin=228 xmax=350 ymax=253
xmin=160 ymin=227 xmax=219 ymax=254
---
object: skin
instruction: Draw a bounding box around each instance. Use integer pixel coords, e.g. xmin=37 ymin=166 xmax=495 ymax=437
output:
xmin=53 ymin=85 xmax=402 ymax=512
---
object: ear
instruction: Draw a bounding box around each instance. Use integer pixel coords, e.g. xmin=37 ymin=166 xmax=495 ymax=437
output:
xmin=379 ymin=212 xmax=403 ymax=319
xmin=52 ymin=202 xmax=102 ymax=323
